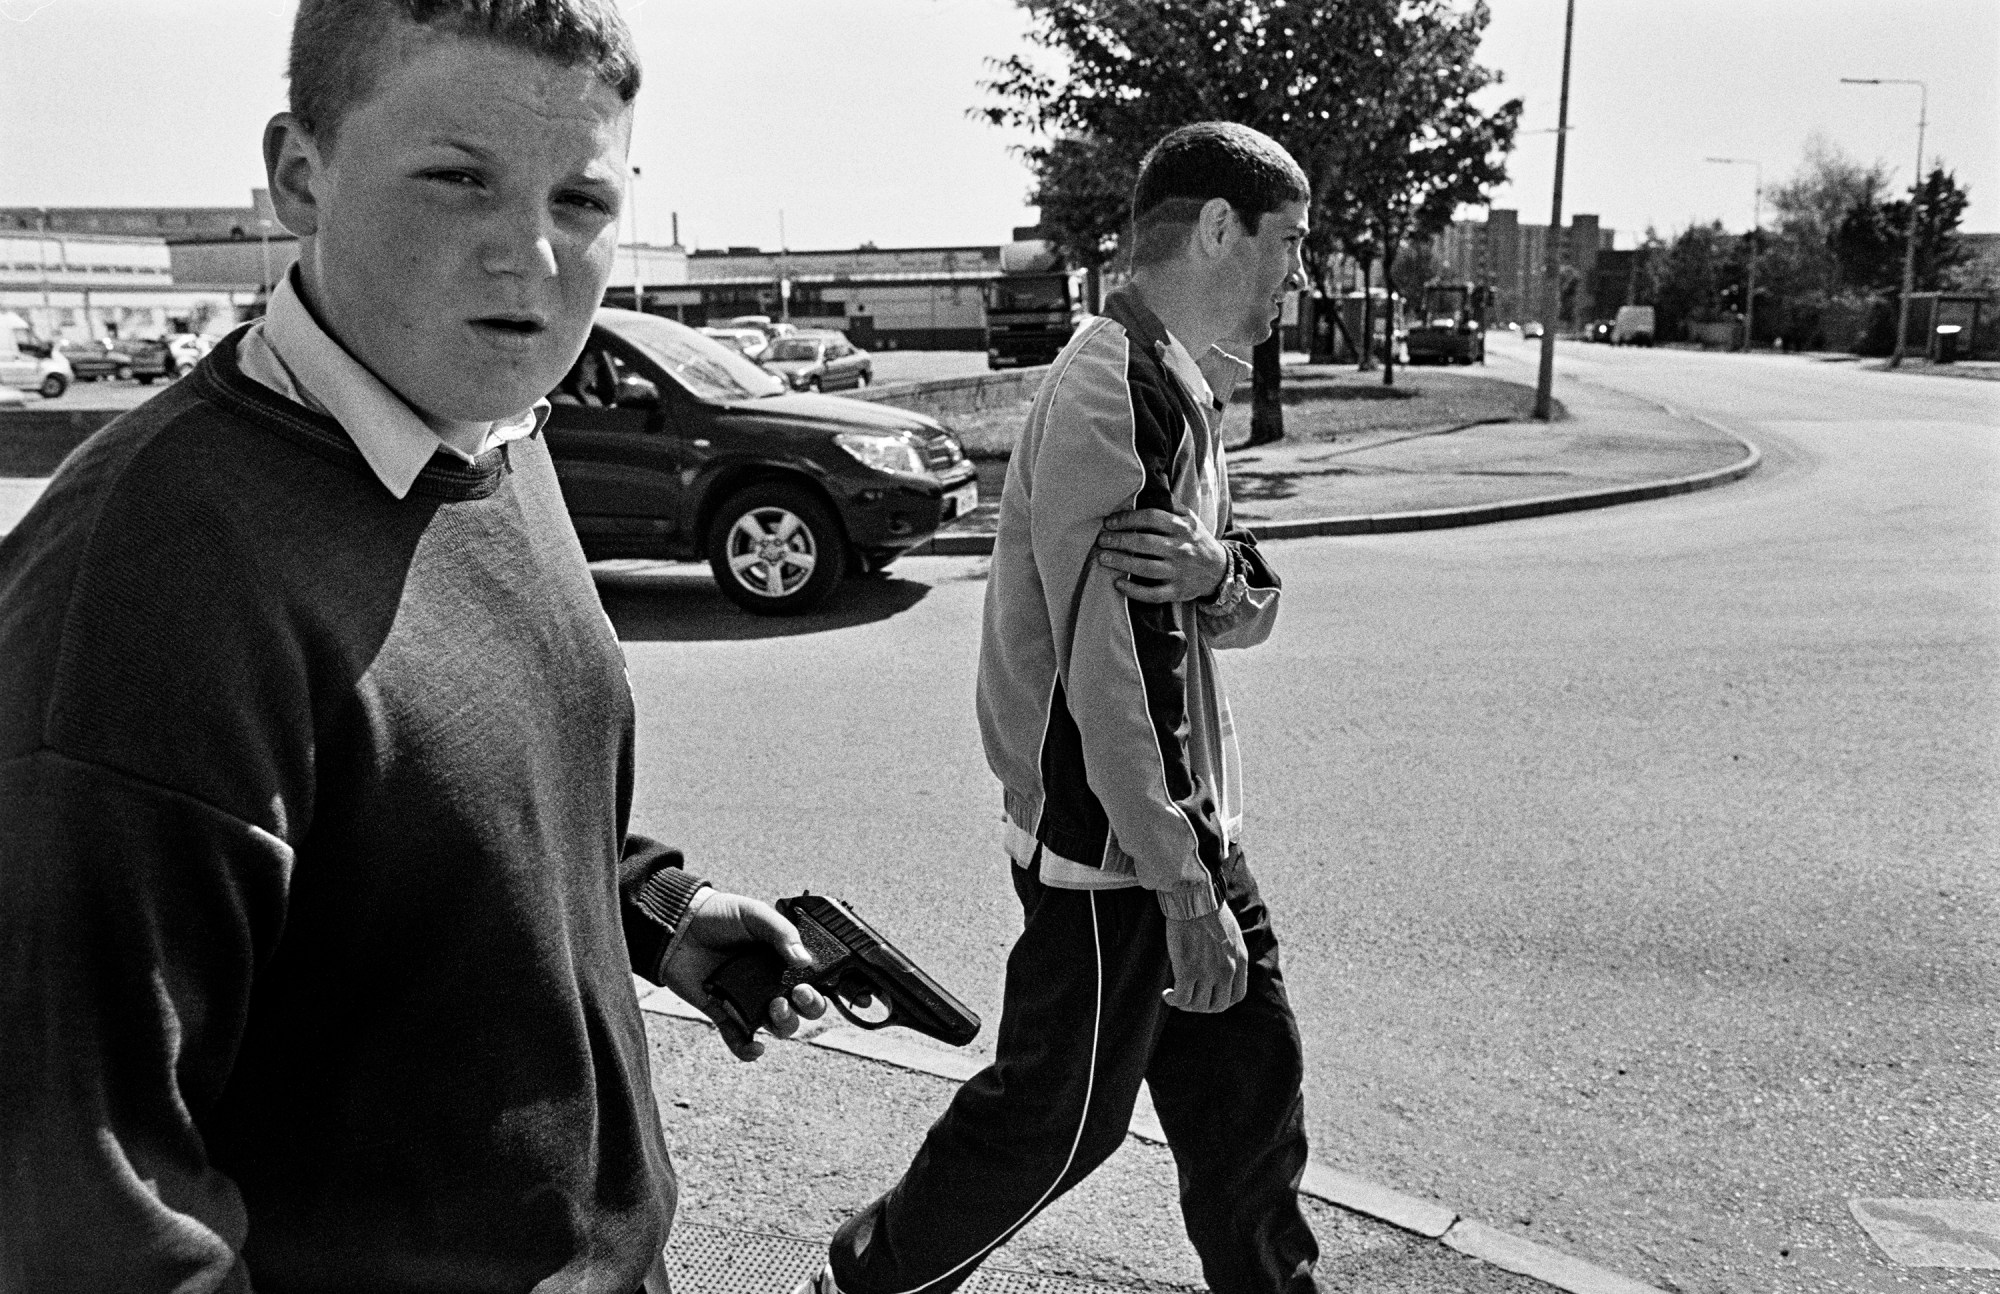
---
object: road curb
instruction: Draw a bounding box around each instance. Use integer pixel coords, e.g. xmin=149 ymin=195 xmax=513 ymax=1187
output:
xmin=907 ymin=413 xmax=1760 ymax=558
xmin=635 ymin=985 xmax=1669 ymax=1294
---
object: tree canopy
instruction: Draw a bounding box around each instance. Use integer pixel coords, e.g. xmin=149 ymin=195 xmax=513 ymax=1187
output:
xmin=977 ymin=0 xmax=1519 ymax=424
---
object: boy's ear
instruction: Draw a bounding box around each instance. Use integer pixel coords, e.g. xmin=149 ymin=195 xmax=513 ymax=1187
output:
xmin=263 ymin=113 xmax=323 ymax=239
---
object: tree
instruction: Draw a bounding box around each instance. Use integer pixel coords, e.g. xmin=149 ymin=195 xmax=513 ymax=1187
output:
xmin=1650 ymin=221 xmax=1736 ymax=342
xmin=1834 ymin=165 xmax=1972 ymax=295
xmin=978 ymin=0 xmax=1514 ymax=438
xmin=1331 ymin=1 xmax=1520 ymax=387
xmin=1757 ymin=136 xmax=1887 ymax=348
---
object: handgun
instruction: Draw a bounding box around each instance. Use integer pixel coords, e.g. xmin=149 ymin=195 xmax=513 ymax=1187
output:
xmin=702 ymin=892 xmax=981 ymax=1047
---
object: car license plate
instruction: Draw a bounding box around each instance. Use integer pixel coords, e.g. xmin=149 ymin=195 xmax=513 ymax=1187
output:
xmin=943 ymin=480 xmax=979 ymax=521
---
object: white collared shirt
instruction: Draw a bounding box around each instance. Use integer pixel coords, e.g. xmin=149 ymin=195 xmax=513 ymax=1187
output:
xmin=235 ymin=273 xmax=546 ymax=500
xmin=1156 ymin=329 xmax=1219 ymax=415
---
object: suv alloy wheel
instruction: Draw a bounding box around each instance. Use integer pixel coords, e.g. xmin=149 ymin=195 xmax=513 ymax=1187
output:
xmin=705 ymin=482 xmax=847 ymax=615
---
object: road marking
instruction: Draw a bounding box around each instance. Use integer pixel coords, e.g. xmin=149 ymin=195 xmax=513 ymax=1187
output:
xmin=1849 ymin=1199 xmax=2000 ymax=1268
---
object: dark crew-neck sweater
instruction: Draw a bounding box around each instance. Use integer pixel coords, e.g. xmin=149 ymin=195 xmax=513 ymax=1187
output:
xmin=0 ymin=332 xmax=704 ymax=1291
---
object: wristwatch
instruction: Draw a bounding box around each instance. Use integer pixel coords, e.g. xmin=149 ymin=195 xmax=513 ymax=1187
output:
xmin=1200 ymin=546 xmax=1248 ymax=614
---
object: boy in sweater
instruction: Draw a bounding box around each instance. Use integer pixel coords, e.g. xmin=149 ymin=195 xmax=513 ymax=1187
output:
xmin=0 ymin=2 xmax=820 ymax=1289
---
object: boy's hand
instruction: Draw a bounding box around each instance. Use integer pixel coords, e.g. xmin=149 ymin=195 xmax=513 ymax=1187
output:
xmin=1163 ymin=903 xmax=1249 ymax=1013
xmin=1096 ymin=507 xmax=1229 ymax=603
xmin=662 ymin=890 xmax=828 ymax=1060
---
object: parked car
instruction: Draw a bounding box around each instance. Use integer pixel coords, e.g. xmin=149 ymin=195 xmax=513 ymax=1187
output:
xmin=124 ymin=337 xmax=176 ymax=383
xmin=761 ymin=332 xmax=873 ymax=392
xmin=56 ymin=338 xmax=133 ymax=381
xmin=167 ymin=332 xmax=216 ymax=371
xmin=719 ymin=314 xmax=796 ymax=340
xmin=698 ymin=326 xmax=770 ymax=361
xmin=0 ymin=333 xmax=74 ymax=398
xmin=1587 ymin=320 xmax=1614 ymax=344
xmin=543 ymin=309 xmax=977 ymax=614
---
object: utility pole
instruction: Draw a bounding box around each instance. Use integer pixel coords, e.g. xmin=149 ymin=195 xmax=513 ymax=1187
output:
xmin=629 ymin=165 xmax=643 ymax=311
xmin=1841 ymin=77 xmax=1927 ymax=367
xmin=1533 ymin=0 xmax=1576 ymax=422
xmin=1704 ymin=157 xmax=1761 ymax=351
xmin=778 ymin=209 xmax=791 ymax=324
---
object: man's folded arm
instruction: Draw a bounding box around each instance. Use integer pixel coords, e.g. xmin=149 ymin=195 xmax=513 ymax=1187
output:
xmin=0 ymin=751 xmax=285 ymax=1293
xmin=1199 ymin=522 xmax=1282 ymax=649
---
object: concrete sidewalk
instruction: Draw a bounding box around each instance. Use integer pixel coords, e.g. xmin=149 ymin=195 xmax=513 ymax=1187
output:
xmin=915 ymin=369 xmax=1755 ymax=556
xmin=641 ymin=983 xmax=1665 ymax=1294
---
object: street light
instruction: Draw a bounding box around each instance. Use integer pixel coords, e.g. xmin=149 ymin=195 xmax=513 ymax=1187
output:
xmin=1840 ymin=77 xmax=1927 ymax=367
xmin=1533 ymin=0 xmax=1577 ymax=422
xmin=1704 ymin=157 xmax=1761 ymax=351
xmin=628 ymin=165 xmax=643 ymax=311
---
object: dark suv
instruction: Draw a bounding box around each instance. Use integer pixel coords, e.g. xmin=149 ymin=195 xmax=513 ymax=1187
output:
xmin=544 ymin=309 xmax=979 ymax=615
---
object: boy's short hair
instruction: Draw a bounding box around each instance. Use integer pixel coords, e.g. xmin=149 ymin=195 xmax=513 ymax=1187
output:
xmin=1129 ymin=122 xmax=1309 ymax=266
xmin=289 ymin=0 xmax=642 ymax=146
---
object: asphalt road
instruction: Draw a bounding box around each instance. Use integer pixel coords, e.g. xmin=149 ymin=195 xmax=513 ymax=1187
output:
xmin=611 ymin=341 xmax=1996 ymax=1294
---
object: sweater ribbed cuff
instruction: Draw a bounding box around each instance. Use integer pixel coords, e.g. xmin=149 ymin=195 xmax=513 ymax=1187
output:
xmin=631 ymin=866 xmax=711 ymax=985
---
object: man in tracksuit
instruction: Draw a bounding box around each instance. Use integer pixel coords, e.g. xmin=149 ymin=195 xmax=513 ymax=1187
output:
xmin=816 ymin=122 xmax=1319 ymax=1294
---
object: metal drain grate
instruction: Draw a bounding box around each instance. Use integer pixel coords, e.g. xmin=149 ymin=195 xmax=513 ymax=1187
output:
xmin=665 ymin=1222 xmax=823 ymax=1293
xmin=664 ymin=1223 xmax=1195 ymax=1294
xmin=968 ymin=1267 xmax=1180 ymax=1294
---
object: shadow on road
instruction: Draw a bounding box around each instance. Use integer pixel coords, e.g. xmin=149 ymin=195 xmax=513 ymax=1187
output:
xmin=595 ymin=565 xmax=931 ymax=642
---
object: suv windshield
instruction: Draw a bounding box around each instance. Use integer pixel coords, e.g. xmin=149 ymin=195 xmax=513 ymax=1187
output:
xmin=609 ymin=311 xmax=784 ymax=401
xmin=765 ymin=338 xmax=823 ymax=362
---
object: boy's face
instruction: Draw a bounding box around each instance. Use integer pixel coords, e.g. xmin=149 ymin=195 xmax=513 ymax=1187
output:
xmin=268 ymin=26 xmax=630 ymax=424
xmin=1220 ymin=199 xmax=1309 ymax=346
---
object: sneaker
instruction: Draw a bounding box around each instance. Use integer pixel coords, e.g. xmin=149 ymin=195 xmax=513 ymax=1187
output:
xmin=791 ymin=1262 xmax=839 ymax=1294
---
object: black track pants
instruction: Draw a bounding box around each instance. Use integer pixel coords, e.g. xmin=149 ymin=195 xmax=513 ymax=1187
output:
xmin=828 ymin=848 xmax=1319 ymax=1294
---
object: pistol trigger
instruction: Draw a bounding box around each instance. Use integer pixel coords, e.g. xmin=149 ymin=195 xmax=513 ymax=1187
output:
xmin=833 ymin=971 xmax=893 ymax=1029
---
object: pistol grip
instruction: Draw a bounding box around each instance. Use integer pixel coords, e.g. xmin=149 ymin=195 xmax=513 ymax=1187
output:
xmin=703 ymin=945 xmax=792 ymax=1037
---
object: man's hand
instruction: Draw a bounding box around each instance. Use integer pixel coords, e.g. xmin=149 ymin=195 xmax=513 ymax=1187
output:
xmin=1162 ymin=903 xmax=1248 ymax=1013
xmin=661 ymin=889 xmax=828 ymax=1060
xmin=1096 ymin=507 xmax=1229 ymax=603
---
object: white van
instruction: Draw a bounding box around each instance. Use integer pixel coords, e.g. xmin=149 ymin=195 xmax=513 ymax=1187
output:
xmin=0 ymin=311 xmax=73 ymax=398
xmin=1612 ymin=305 xmax=1656 ymax=347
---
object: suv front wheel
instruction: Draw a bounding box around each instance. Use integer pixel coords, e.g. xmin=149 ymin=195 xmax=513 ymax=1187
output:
xmin=706 ymin=482 xmax=847 ymax=615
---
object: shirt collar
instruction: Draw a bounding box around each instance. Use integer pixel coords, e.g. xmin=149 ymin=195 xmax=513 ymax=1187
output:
xmin=258 ymin=272 xmax=546 ymax=500
xmin=1156 ymin=330 xmax=1217 ymax=414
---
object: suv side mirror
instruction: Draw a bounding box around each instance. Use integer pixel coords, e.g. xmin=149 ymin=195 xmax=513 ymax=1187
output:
xmin=614 ymin=375 xmax=661 ymax=409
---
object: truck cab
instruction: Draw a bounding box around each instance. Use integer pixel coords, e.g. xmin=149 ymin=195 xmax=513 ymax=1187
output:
xmin=984 ymin=238 xmax=1085 ymax=369
xmin=1404 ymin=283 xmax=1490 ymax=365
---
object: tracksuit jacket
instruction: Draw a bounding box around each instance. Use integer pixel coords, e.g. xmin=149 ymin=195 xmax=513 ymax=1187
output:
xmin=976 ymin=288 xmax=1282 ymax=920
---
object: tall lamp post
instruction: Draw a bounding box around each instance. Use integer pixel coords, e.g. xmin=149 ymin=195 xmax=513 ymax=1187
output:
xmin=628 ymin=165 xmax=643 ymax=311
xmin=1533 ymin=0 xmax=1577 ymax=422
xmin=1704 ymin=157 xmax=1761 ymax=351
xmin=1840 ymin=77 xmax=1927 ymax=367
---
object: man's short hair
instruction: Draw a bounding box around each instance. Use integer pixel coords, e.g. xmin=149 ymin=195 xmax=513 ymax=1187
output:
xmin=289 ymin=0 xmax=642 ymax=146
xmin=1129 ymin=122 xmax=1309 ymax=266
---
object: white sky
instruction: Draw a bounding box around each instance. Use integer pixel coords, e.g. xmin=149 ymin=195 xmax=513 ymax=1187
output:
xmin=2 ymin=0 xmax=1995 ymax=250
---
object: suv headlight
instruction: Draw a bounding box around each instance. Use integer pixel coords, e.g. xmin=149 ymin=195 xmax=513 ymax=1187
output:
xmin=834 ymin=432 xmax=927 ymax=476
